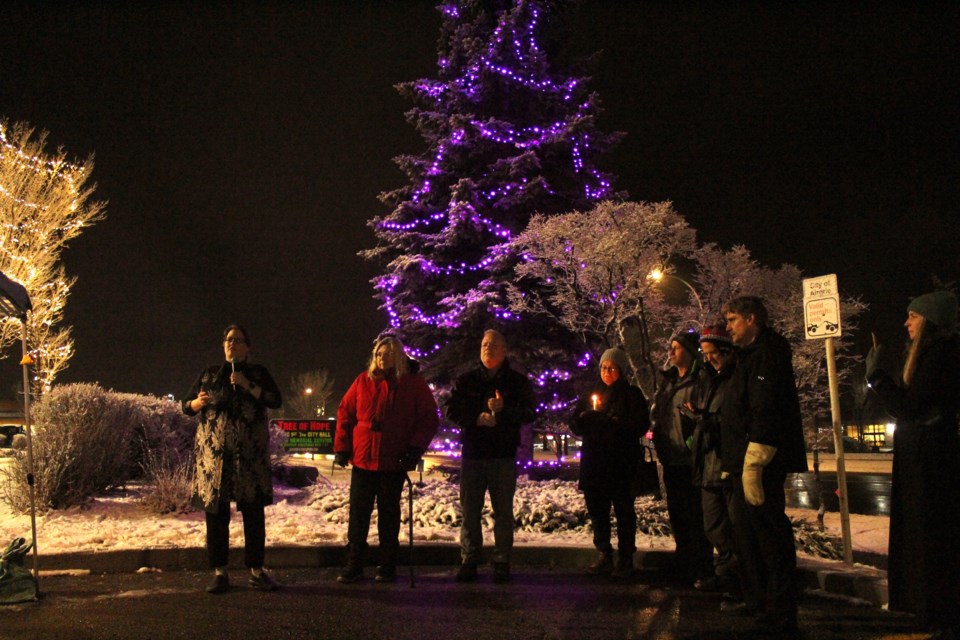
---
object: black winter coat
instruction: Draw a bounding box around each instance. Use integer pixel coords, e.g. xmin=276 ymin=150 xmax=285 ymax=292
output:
xmin=446 ymin=360 xmax=536 ymax=460
xmin=691 ymin=363 xmax=734 ymax=487
xmin=868 ymin=333 xmax=960 ymax=628
xmin=652 ymin=362 xmax=705 ymax=467
xmin=183 ymin=361 xmax=282 ymax=513
xmin=720 ymin=328 xmax=807 ymax=475
xmin=570 ymin=378 xmax=649 ymax=495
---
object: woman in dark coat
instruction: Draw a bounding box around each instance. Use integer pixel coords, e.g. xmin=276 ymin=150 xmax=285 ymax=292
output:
xmin=867 ymin=291 xmax=960 ymax=636
xmin=333 ymin=336 xmax=439 ymax=583
xmin=570 ymin=348 xmax=649 ymax=578
xmin=183 ymin=324 xmax=282 ymax=594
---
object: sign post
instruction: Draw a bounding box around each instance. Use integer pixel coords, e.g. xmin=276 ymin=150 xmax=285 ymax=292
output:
xmin=802 ymin=274 xmax=853 ymax=564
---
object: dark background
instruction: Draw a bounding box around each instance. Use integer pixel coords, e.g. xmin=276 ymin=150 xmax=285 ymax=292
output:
xmin=0 ymin=2 xmax=957 ymax=403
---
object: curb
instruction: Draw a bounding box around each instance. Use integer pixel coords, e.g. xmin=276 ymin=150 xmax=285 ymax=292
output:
xmin=34 ymin=544 xmax=888 ymax=607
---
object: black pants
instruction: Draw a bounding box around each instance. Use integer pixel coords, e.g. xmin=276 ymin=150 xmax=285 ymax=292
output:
xmin=702 ymin=484 xmax=737 ymax=574
xmin=662 ymin=464 xmax=713 ymax=578
xmin=728 ymin=469 xmax=797 ymax=618
xmin=205 ymin=502 xmax=266 ymax=569
xmin=347 ymin=467 xmax=406 ymax=563
xmin=584 ymin=489 xmax=636 ymax=556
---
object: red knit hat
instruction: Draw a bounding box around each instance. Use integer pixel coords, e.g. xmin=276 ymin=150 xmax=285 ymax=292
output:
xmin=700 ymin=324 xmax=733 ymax=348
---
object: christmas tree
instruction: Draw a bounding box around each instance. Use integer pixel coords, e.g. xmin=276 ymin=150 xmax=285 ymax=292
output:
xmin=365 ymin=0 xmax=622 ymax=423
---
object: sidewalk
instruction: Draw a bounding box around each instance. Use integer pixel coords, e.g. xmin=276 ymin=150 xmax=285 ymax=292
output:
xmin=33 ymin=542 xmax=889 ymax=608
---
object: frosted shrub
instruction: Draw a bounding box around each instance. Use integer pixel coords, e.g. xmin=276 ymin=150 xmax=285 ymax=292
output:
xmin=130 ymin=394 xmax=198 ymax=515
xmin=119 ymin=393 xmax=196 ymax=477
xmin=1 ymin=384 xmax=139 ymax=511
xmin=0 ymin=385 xmax=200 ymax=513
xmin=139 ymin=446 xmax=194 ymax=515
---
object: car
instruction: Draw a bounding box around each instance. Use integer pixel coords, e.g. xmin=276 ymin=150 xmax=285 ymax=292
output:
xmin=0 ymin=424 xmax=24 ymax=447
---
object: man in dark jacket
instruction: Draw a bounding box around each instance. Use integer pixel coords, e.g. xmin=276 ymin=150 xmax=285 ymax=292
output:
xmin=720 ymin=296 xmax=807 ymax=638
xmin=446 ymin=330 xmax=536 ymax=584
xmin=652 ymin=329 xmax=713 ymax=584
xmin=689 ymin=325 xmax=738 ymax=592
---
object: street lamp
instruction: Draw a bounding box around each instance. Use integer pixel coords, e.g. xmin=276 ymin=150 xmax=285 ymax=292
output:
xmin=304 ymin=387 xmax=316 ymax=418
xmin=648 ymin=268 xmax=704 ymax=324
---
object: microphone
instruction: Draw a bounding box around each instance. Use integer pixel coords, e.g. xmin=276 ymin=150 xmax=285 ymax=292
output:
xmin=231 ymin=358 xmax=237 ymax=390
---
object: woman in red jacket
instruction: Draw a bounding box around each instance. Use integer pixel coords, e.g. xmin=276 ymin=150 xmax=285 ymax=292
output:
xmin=333 ymin=336 xmax=439 ymax=583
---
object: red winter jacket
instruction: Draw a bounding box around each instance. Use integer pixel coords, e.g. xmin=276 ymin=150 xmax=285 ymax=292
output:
xmin=334 ymin=369 xmax=439 ymax=472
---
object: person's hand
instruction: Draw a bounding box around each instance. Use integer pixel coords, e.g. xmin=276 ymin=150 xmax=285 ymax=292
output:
xmin=231 ymin=371 xmax=254 ymax=392
xmin=334 ymin=452 xmax=350 ymax=468
xmin=192 ymin=390 xmax=212 ymax=412
xmin=476 ymin=412 xmax=497 ymax=428
xmin=865 ymin=344 xmax=883 ymax=379
xmin=487 ymin=391 xmax=504 ymax=414
xmin=678 ymin=402 xmax=701 ymax=420
xmin=742 ymin=442 xmax=777 ymax=506
xmin=399 ymin=447 xmax=424 ymax=471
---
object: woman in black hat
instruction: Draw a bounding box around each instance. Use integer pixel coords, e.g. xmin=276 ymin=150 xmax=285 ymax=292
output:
xmin=867 ymin=291 xmax=960 ymax=637
xmin=570 ymin=347 xmax=649 ymax=578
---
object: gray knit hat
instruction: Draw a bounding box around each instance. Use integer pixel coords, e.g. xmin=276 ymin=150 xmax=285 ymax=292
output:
xmin=670 ymin=329 xmax=701 ymax=359
xmin=908 ymin=291 xmax=958 ymax=331
xmin=599 ymin=347 xmax=630 ymax=376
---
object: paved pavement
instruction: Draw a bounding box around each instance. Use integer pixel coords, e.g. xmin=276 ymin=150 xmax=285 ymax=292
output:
xmin=29 ymin=543 xmax=891 ymax=608
xmin=0 ymin=565 xmax=925 ymax=640
xmin=0 ymin=543 xmax=916 ymax=640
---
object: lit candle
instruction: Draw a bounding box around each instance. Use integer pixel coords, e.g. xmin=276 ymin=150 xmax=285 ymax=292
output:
xmin=591 ymin=394 xmax=599 ymax=411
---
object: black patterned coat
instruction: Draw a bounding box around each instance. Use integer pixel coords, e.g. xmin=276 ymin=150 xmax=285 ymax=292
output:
xmin=182 ymin=361 xmax=282 ymax=514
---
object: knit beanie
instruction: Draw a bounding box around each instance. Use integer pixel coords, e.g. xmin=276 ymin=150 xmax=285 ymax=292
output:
xmin=670 ymin=330 xmax=701 ymax=358
xmin=700 ymin=324 xmax=733 ymax=349
xmin=599 ymin=347 xmax=630 ymax=376
xmin=908 ymin=291 xmax=958 ymax=331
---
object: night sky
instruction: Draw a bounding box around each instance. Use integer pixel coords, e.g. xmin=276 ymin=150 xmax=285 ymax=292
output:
xmin=1 ymin=2 xmax=958 ymax=403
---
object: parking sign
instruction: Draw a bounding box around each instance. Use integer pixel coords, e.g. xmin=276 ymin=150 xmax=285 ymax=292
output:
xmin=803 ymin=274 xmax=842 ymax=340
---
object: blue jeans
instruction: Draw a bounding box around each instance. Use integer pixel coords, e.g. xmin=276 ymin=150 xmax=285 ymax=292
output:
xmin=459 ymin=457 xmax=517 ymax=564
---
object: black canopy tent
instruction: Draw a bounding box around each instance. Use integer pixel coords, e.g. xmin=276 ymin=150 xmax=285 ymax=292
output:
xmin=0 ymin=272 xmax=38 ymax=582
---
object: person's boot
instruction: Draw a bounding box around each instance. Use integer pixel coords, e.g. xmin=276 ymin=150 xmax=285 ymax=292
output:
xmin=586 ymin=550 xmax=614 ymax=576
xmin=493 ymin=561 xmax=512 ymax=584
xmin=611 ymin=552 xmax=633 ymax=579
xmin=375 ymin=547 xmax=398 ymax=583
xmin=337 ymin=545 xmax=364 ymax=584
xmin=456 ymin=561 xmax=479 ymax=582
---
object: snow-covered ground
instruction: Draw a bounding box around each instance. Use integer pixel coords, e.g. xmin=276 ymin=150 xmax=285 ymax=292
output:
xmin=0 ymin=464 xmax=889 ymax=562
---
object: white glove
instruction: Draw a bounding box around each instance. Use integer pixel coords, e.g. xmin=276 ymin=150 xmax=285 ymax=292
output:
xmin=742 ymin=442 xmax=777 ymax=506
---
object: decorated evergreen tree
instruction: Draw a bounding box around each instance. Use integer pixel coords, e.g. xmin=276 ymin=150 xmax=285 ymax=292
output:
xmin=365 ymin=0 xmax=622 ymax=422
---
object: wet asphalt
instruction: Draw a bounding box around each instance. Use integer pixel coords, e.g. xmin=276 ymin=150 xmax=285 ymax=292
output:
xmin=0 ymin=565 xmax=930 ymax=640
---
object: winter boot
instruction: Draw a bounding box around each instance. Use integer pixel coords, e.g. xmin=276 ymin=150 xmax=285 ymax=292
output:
xmin=611 ymin=552 xmax=633 ymax=579
xmin=337 ymin=545 xmax=364 ymax=584
xmin=375 ymin=546 xmax=398 ymax=583
xmin=586 ymin=550 xmax=614 ymax=576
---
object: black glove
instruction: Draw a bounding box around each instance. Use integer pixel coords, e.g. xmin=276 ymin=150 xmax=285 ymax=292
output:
xmin=399 ymin=447 xmax=424 ymax=471
xmin=334 ymin=451 xmax=350 ymax=468
xmin=865 ymin=344 xmax=883 ymax=380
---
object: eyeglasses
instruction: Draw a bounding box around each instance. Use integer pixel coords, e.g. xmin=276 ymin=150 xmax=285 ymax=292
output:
xmin=600 ymin=366 xmax=619 ymax=372
xmin=224 ymin=337 xmax=246 ymax=345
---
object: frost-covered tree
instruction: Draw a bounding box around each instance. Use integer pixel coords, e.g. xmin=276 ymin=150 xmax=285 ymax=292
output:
xmin=507 ymin=199 xmax=867 ymax=417
xmin=285 ymin=369 xmax=335 ymax=418
xmin=365 ymin=0 xmax=621 ymax=405
xmin=0 ymin=121 xmax=104 ymax=394
xmin=506 ymin=200 xmax=696 ymax=394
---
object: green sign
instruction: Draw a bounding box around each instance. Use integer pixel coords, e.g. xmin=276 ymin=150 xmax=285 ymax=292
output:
xmin=272 ymin=418 xmax=336 ymax=454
